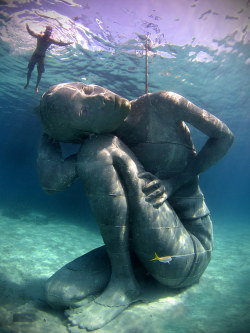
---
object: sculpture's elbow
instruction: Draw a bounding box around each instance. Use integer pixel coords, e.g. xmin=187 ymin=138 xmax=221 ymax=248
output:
xmin=39 ymin=176 xmax=64 ymax=194
xmin=38 ymin=166 xmax=78 ymax=194
xmin=229 ymin=130 xmax=234 ymax=146
xmin=218 ymin=127 xmax=234 ymax=152
xmin=38 ymin=167 xmax=65 ymax=194
xmin=225 ymin=129 xmax=234 ymax=150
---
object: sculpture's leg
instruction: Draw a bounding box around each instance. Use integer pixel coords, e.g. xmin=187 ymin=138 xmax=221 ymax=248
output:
xmin=112 ymin=145 xmax=213 ymax=289
xmin=45 ymin=246 xmax=111 ymax=309
xmin=66 ymin=134 xmax=212 ymax=330
xmin=66 ymin=135 xmax=141 ymax=330
xmin=45 ymin=245 xmax=146 ymax=310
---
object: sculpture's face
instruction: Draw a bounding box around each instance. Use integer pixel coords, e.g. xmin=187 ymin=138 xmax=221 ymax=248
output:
xmin=38 ymin=82 xmax=131 ymax=142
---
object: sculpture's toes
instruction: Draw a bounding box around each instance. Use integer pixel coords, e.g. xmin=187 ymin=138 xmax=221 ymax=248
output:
xmin=66 ymin=300 xmax=129 ymax=331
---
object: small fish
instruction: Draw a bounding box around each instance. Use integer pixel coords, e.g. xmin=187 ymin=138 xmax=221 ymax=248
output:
xmin=150 ymin=252 xmax=172 ymax=264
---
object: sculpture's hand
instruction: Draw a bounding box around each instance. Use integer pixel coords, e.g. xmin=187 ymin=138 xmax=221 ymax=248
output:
xmin=138 ymin=172 xmax=167 ymax=208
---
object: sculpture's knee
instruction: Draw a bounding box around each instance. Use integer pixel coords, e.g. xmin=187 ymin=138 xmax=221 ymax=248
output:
xmin=45 ymin=273 xmax=73 ymax=309
xmin=77 ymin=135 xmax=128 ymax=198
xmin=45 ymin=268 xmax=109 ymax=309
xmin=45 ymin=265 xmax=100 ymax=309
xmin=45 ymin=247 xmax=111 ymax=309
xmin=77 ymin=135 xmax=112 ymax=171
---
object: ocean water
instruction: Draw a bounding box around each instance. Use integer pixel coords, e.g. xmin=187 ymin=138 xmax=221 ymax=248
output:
xmin=0 ymin=0 xmax=250 ymax=332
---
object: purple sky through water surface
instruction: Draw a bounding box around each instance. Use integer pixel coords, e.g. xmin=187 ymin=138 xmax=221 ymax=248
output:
xmin=0 ymin=0 xmax=249 ymax=116
xmin=0 ymin=0 xmax=249 ymax=56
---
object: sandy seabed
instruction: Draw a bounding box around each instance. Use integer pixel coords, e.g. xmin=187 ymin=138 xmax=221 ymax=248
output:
xmin=0 ymin=211 xmax=250 ymax=333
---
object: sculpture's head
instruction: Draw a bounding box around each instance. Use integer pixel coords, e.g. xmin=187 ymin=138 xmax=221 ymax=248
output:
xmin=35 ymin=82 xmax=130 ymax=142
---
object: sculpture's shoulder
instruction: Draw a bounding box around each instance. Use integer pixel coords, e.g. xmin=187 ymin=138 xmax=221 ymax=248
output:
xmin=130 ymin=91 xmax=185 ymax=121
xmin=115 ymin=91 xmax=188 ymax=144
xmin=133 ymin=90 xmax=185 ymax=103
xmin=148 ymin=90 xmax=184 ymax=102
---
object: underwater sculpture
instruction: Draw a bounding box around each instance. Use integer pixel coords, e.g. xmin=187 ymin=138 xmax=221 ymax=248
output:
xmin=36 ymin=82 xmax=234 ymax=331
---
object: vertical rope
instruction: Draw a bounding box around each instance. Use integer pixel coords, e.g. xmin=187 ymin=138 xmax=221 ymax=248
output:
xmin=145 ymin=36 xmax=148 ymax=94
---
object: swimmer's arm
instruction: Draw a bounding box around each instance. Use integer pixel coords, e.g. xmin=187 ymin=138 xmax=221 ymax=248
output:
xmin=50 ymin=38 xmax=73 ymax=46
xmin=26 ymin=24 xmax=39 ymax=38
xmin=37 ymin=133 xmax=79 ymax=194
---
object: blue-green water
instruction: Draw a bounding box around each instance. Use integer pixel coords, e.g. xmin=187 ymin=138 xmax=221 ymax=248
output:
xmin=0 ymin=0 xmax=250 ymax=332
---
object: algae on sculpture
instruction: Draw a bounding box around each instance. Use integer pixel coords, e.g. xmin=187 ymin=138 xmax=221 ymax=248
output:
xmin=35 ymin=82 xmax=234 ymax=331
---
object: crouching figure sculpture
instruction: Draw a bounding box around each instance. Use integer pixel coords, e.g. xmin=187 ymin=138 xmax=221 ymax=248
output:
xmin=36 ymin=82 xmax=234 ymax=331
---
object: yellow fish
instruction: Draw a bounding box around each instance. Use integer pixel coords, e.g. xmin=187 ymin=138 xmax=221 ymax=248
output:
xmin=151 ymin=252 xmax=172 ymax=264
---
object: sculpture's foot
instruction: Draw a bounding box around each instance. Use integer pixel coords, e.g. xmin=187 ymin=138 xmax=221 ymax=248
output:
xmin=24 ymin=83 xmax=29 ymax=89
xmin=66 ymin=300 xmax=130 ymax=331
xmin=66 ymin=278 xmax=140 ymax=331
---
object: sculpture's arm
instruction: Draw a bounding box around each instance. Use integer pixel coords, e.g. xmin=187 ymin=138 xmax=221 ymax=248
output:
xmin=176 ymin=93 xmax=234 ymax=172
xmin=156 ymin=92 xmax=234 ymax=196
xmin=37 ymin=133 xmax=79 ymax=194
